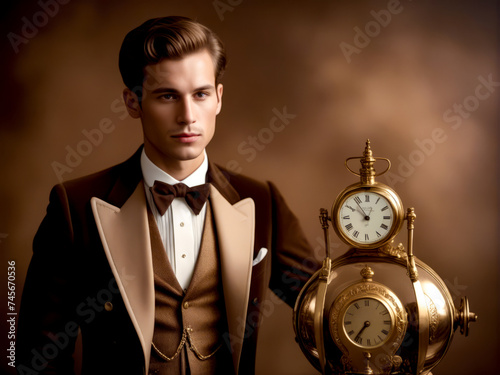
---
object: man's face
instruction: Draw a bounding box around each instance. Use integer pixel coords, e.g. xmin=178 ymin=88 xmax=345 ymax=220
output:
xmin=125 ymin=49 xmax=223 ymax=175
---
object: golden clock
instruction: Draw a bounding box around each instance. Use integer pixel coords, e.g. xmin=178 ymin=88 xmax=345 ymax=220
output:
xmin=332 ymin=141 xmax=404 ymax=249
xmin=292 ymin=139 xmax=477 ymax=375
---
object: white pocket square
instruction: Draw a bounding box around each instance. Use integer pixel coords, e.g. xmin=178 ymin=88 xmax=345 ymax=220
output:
xmin=252 ymin=247 xmax=268 ymax=266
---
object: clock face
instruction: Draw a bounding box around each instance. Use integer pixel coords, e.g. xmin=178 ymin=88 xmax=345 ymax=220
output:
xmin=343 ymin=297 xmax=393 ymax=348
xmin=338 ymin=192 xmax=394 ymax=245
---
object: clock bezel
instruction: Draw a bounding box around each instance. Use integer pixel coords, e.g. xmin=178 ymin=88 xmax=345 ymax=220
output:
xmin=332 ymin=182 xmax=405 ymax=249
xmin=329 ymin=279 xmax=408 ymax=358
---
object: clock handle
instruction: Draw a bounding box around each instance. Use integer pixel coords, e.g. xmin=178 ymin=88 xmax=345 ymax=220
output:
xmin=319 ymin=208 xmax=331 ymax=259
xmin=406 ymin=208 xmax=418 ymax=281
xmin=345 ymin=139 xmax=392 ymax=183
xmin=345 ymin=156 xmax=391 ymax=182
xmin=314 ymin=257 xmax=332 ymax=375
xmin=406 ymin=208 xmax=430 ymax=374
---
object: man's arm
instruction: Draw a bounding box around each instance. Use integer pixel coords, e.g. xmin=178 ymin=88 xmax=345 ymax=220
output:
xmin=267 ymin=181 xmax=321 ymax=306
xmin=17 ymin=185 xmax=79 ymax=374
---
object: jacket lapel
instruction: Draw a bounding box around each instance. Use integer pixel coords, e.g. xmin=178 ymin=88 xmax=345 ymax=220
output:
xmin=209 ymin=184 xmax=255 ymax=374
xmin=90 ymin=154 xmax=255 ymax=375
xmin=91 ymin=184 xmax=155 ymax=374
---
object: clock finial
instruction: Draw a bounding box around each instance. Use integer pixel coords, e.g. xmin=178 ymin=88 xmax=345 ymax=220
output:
xmin=361 ymin=265 xmax=375 ymax=282
xmin=360 ymin=139 xmax=377 ymax=184
xmin=345 ymin=140 xmax=391 ymax=183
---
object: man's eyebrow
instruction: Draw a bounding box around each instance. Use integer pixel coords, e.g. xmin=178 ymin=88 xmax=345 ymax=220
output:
xmin=150 ymin=85 xmax=216 ymax=94
xmin=194 ymin=84 xmax=216 ymax=91
xmin=150 ymin=87 xmax=180 ymax=94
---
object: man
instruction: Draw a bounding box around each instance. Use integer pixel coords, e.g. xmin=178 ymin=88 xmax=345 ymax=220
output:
xmin=17 ymin=16 xmax=319 ymax=375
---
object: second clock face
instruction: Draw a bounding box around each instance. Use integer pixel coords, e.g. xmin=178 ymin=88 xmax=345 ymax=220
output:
xmin=343 ymin=297 xmax=393 ymax=348
xmin=338 ymin=192 xmax=394 ymax=245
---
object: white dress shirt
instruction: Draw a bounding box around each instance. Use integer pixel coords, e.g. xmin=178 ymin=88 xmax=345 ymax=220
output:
xmin=141 ymin=149 xmax=208 ymax=291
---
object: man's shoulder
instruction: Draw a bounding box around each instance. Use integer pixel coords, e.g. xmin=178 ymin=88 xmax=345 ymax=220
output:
xmin=212 ymin=164 xmax=278 ymax=205
xmin=213 ymin=164 xmax=271 ymax=191
xmin=56 ymin=148 xmax=142 ymax=205
xmin=215 ymin=165 xmax=268 ymax=189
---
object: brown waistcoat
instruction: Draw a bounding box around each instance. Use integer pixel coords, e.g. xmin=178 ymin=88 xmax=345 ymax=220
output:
xmin=147 ymin=202 xmax=234 ymax=375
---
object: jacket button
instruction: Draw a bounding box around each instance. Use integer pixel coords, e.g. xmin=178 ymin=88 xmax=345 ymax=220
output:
xmin=183 ymin=301 xmax=189 ymax=309
xmin=104 ymin=301 xmax=113 ymax=311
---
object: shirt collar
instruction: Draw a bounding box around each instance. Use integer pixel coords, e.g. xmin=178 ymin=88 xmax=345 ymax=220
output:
xmin=140 ymin=149 xmax=209 ymax=188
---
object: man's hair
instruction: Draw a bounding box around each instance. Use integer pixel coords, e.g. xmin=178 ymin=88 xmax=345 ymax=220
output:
xmin=119 ymin=16 xmax=227 ymax=92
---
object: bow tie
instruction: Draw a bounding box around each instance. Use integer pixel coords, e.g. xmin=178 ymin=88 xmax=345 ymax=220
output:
xmin=150 ymin=181 xmax=210 ymax=215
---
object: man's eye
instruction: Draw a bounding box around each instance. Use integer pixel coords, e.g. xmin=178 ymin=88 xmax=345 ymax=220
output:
xmin=195 ymin=92 xmax=209 ymax=99
xmin=160 ymin=94 xmax=176 ymax=100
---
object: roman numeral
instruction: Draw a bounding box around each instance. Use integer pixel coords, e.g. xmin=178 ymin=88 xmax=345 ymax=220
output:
xmin=345 ymin=223 xmax=353 ymax=231
xmin=380 ymin=224 xmax=388 ymax=230
xmin=365 ymin=195 xmax=370 ymax=202
xmin=381 ymin=206 xmax=389 ymax=211
xmin=375 ymin=197 xmax=380 ymax=204
xmin=381 ymin=329 xmax=389 ymax=335
xmin=383 ymin=216 xmax=391 ymax=220
xmin=354 ymin=196 xmax=362 ymax=204
xmin=384 ymin=320 xmax=391 ymax=325
xmin=348 ymin=330 xmax=355 ymax=336
xmin=376 ymin=231 xmax=382 ymax=237
xmin=354 ymin=303 xmax=360 ymax=309
xmin=346 ymin=205 xmax=355 ymax=212
xmin=355 ymin=336 xmax=363 ymax=344
xmin=353 ymin=230 xmax=360 ymax=238
xmin=364 ymin=300 xmax=369 ymax=307
xmin=367 ymin=339 xmax=371 ymax=346
xmin=380 ymin=310 xmax=389 ymax=315
xmin=342 ymin=215 xmax=350 ymax=220
xmin=344 ymin=321 xmax=352 ymax=325
xmin=365 ymin=234 xmax=369 ymax=241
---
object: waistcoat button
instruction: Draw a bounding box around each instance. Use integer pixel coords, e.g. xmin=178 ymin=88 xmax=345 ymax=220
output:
xmin=104 ymin=301 xmax=113 ymax=311
xmin=183 ymin=301 xmax=190 ymax=309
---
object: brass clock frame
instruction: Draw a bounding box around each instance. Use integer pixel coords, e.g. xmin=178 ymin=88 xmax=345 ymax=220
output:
xmin=332 ymin=183 xmax=405 ymax=249
xmin=293 ymin=140 xmax=477 ymax=375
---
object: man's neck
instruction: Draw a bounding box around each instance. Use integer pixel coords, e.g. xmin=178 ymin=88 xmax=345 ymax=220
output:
xmin=162 ymin=160 xmax=203 ymax=181
xmin=143 ymin=148 xmax=206 ymax=181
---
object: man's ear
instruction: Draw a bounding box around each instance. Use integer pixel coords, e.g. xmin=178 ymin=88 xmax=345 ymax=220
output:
xmin=215 ymin=83 xmax=223 ymax=115
xmin=123 ymin=88 xmax=142 ymax=119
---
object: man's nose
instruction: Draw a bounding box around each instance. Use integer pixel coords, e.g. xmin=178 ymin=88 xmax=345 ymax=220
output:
xmin=176 ymin=98 xmax=196 ymax=125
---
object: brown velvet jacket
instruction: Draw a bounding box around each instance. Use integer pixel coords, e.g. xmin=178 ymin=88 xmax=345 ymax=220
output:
xmin=17 ymin=147 xmax=319 ymax=375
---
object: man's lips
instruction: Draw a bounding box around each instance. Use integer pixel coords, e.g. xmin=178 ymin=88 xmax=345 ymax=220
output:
xmin=171 ymin=133 xmax=201 ymax=143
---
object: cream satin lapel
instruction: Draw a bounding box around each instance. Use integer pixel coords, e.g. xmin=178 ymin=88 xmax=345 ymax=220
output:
xmin=209 ymin=184 xmax=255 ymax=374
xmin=91 ymin=184 xmax=155 ymax=374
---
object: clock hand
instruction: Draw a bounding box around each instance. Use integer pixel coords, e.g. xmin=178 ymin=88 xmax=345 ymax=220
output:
xmin=354 ymin=321 xmax=371 ymax=341
xmin=355 ymin=201 xmax=370 ymax=221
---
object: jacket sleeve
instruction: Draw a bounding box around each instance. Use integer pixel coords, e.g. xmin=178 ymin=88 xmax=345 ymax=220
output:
xmin=267 ymin=181 xmax=321 ymax=307
xmin=17 ymin=184 xmax=79 ymax=375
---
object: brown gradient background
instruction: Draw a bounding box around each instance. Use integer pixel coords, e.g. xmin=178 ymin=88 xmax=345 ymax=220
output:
xmin=1 ymin=0 xmax=498 ymax=374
